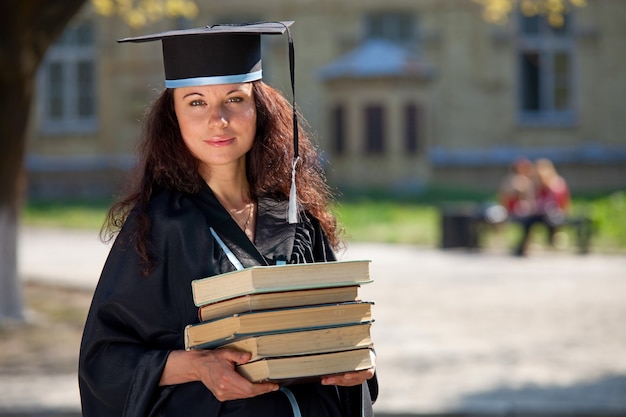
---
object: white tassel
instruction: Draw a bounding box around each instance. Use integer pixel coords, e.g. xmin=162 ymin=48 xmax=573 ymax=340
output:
xmin=288 ymin=157 xmax=300 ymax=224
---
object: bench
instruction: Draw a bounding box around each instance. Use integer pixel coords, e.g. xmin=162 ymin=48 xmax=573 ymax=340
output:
xmin=440 ymin=202 xmax=593 ymax=254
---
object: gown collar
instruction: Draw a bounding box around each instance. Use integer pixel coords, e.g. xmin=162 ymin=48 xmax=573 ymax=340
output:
xmin=192 ymin=183 xmax=297 ymax=267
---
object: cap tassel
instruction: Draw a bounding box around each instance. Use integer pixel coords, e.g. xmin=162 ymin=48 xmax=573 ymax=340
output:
xmin=288 ymin=156 xmax=300 ymax=224
xmin=282 ymin=22 xmax=300 ymax=224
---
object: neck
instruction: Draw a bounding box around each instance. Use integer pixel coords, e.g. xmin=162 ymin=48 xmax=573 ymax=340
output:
xmin=208 ymin=173 xmax=256 ymax=242
xmin=214 ymin=189 xmax=252 ymax=212
xmin=204 ymin=163 xmax=251 ymax=210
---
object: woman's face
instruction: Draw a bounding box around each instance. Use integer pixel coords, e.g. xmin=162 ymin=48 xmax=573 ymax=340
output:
xmin=173 ymin=82 xmax=257 ymax=175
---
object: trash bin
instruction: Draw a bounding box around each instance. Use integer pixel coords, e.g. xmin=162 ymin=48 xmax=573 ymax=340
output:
xmin=440 ymin=204 xmax=480 ymax=249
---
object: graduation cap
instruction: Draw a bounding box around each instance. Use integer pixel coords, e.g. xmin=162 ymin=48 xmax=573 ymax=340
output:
xmin=118 ymin=21 xmax=292 ymax=87
xmin=118 ymin=21 xmax=301 ymax=224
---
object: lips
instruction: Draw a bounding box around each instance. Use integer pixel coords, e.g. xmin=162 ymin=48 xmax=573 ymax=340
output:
xmin=204 ymin=136 xmax=235 ymax=146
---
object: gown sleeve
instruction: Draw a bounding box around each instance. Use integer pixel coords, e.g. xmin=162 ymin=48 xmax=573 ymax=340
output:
xmin=78 ymin=192 xmax=224 ymax=417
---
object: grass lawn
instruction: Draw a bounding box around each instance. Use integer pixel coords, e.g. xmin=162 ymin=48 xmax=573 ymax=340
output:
xmin=333 ymin=201 xmax=439 ymax=246
xmin=20 ymin=189 xmax=626 ymax=253
xmin=21 ymin=201 xmax=110 ymax=230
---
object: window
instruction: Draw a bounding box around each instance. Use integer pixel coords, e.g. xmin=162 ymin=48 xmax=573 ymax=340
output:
xmin=365 ymin=12 xmax=416 ymax=45
xmin=331 ymin=104 xmax=346 ymax=155
xmin=404 ymin=103 xmax=420 ymax=154
xmin=364 ymin=105 xmax=385 ymax=154
xmin=37 ymin=19 xmax=97 ymax=134
xmin=517 ymin=13 xmax=576 ymax=125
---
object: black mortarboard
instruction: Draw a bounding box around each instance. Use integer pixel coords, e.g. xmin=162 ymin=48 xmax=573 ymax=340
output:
xmin=118 ymin=21 xmax=292 ymax=88
xmin=118 ymin=21 xmax=301 ymax=223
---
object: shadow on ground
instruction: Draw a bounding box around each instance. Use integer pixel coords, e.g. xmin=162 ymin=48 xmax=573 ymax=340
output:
xmin=2 ymin=375 xmax=626 ymax=417
xmin=449 ymin=374 xmax=626 ymax=417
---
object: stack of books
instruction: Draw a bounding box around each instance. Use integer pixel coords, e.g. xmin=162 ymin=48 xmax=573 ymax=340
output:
xmin=184 ymin=260 xmax=375 ymax=383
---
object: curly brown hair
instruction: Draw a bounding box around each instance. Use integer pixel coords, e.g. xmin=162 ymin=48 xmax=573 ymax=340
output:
xmin=102 ymin=81 xmax=340 ymax=273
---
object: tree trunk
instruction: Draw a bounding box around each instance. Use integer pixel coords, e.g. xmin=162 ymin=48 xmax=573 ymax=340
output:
xmin=0 ymin=201 xmax=22 ymax=322
xmin=0 ymin=72 xmax=31 ymax=321
xmin=0 ymin=0 xmax=86 ymax=323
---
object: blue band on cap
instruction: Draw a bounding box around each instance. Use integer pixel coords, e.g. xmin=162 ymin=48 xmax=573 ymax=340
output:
xmin=165 ymin=70 xmax=262 ymax=88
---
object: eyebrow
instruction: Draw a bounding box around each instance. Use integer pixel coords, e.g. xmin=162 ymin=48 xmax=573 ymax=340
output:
xmin=183 ymin=92 xmax=203 ymax=99
xmin=182 ymin=87 xmax=249 ymax=100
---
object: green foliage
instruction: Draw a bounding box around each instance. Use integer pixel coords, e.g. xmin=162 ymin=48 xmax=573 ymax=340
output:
xmin=22 ymin=201 xmax=109 ymax=230
xmin=587 ymin=191 xmax=626 ymax=250
xmin=92 ymin=0 xmax=198 ymax=28
xmin=21 ymin=190 xmax=626 ymax=253
xmin=333 ymin=201 xmax=439 ymax=246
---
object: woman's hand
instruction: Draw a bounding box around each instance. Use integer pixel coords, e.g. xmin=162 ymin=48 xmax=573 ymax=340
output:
xmin=320 ymin=349 xmax=376 ymax=387
xmin=320 ymin=368 xmax=375 ymax=387
xmin=161 ymin=349 xmax=279 ymax=401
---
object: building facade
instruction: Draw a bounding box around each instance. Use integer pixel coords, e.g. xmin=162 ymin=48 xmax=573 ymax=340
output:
xmin=26 ymin=0 xmax=626 ymax=199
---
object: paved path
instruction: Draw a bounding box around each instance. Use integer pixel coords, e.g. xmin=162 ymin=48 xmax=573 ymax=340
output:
xmin=6 ymin=227 xmax=626 ymax=416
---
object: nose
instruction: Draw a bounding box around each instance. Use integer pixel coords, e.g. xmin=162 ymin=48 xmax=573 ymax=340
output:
xmin=208 ymin=105 xmax=228 ymax=128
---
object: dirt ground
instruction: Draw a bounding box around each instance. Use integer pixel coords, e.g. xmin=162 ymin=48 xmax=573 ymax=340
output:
xmin=0 ymin=283 xmax=92 ymax=375
xmin=7 ymin=257 xmax=625 ymax=410
xmin=5 ymin=237 xmax=626 ymax=415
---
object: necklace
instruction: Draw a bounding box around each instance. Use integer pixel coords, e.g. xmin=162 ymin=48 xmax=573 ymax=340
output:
xmin=227 ymin=201 xmax=255 ymax=240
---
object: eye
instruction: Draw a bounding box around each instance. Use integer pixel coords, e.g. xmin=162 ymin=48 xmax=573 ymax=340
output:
xmin=190 ymin=99 xmax=205 ymax=107
xmin=226 ymin=96 xmax=244 ymax=104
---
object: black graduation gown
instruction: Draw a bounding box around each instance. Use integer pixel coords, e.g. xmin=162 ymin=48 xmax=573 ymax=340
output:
xmin=78 ymin=184 xmax=377 ymax=417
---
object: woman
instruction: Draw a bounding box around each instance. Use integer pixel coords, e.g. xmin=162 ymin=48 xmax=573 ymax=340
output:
xmin=78 ymin=22 xmax=377 ymax=417
xmin=535 ymin=158 xmax=571 ymax=217
xmin=511 ymin=158 xmax=572 ymax=255
xmin=534 ymin=158 xmax=571 ymax=244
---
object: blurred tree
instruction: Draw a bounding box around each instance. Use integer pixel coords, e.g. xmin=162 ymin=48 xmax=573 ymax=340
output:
xmin=0 ymin=0 xmax=87 ymax=323
xmin=0 ymin=0 xmax=197 ymax=324
xmin=474 ymin=0 xmax=587 ymax=26
xmin=92 ymin=0 xmax=198 ymax=28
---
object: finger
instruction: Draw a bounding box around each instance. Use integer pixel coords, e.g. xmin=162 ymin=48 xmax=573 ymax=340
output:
xmin=249 ymin=381 xmax=280 ymax=396
xmin=215 ymin=348 xmax=252 ymax=365
xmin=320 ymin=376 xmax=336 ymax=385
xmin=321 ymin=373 xmax=349 ymax=386
xmin=213 ymin=376 xmax=279 ymax=401
xmin=321 ymin=369 xmax=374 ymax=386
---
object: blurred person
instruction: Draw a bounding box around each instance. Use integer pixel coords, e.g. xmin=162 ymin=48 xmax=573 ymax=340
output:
xmin=498 ymin=157 xmax=537 ymax=218
xmin=535 ymin=158 xmax=571 ymax=239
xmin=78 ymin=22 xmax=377 ymax=417
xmin=514 ymin=158 xmax=571 ymax=256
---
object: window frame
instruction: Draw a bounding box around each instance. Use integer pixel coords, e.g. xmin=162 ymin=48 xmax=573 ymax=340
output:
xmin=37 ymin=19 xmax=98 ymax=135
xmin=516 ymin=13 xmax=577 ymax=127
xmin=404 ymin=102 xmax=420 ymax=155
xmin=364 ymin=104 xmax=386 ymax=155
xmin=330 ymin=103 xmax=347 ymax=156
xmin=364 ymin=11 xmax=417 ymax=48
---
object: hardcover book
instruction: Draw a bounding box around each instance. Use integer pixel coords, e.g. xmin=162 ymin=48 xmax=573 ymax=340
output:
xmin=198 ymin=285 xmax=360 ymax=322
xmin=218 ymin=322 xmax=373 ymax=361
xmin=184 ymin=301 xmax=373 ymax=350
xmin=191 ymin=260 xmax=371 ymax=307
xmin=236 ymin=347 xmax=376 ymax=383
